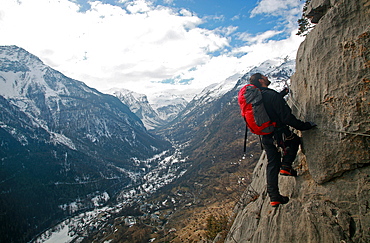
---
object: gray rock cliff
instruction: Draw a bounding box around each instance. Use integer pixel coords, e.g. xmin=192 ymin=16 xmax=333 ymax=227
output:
xmin=225 ymin=0 xmax=370 ymax=242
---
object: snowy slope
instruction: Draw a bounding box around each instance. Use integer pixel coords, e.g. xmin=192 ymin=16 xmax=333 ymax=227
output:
xmin=185 ymin=57 xmax=294 ymax=114
xmin=106 ymin=88 xmax=166 ymax=130
xmin=149 ymin=92 xmax=188 ymax=122
xmin=193 ymin=72 xmax=243 ymax=103
xmin=235 ymin=58 xmax=295 ymax=91
xmin=106 ymin=88 xmax=188 ymax=129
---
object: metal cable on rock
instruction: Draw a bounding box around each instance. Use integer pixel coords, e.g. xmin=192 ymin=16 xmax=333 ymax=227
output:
xmin=284 ymin=82 xmax=370 ymax=138
xmin=320 ymin=128 xmax=370 ymax=137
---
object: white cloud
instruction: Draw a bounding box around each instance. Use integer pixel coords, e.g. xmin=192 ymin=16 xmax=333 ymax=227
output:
xmin=250 ymin=0 xmax=304 ymax=32
xmin=234 ymin=30 xmax=302 ymax=62
xmin=0 ymin=0 xmax=229 ymax=91
xmin=237 ymin=30 xmax=283 ymax=44
xmin=181 ymin=30 xmax=302 ymax=89
xmin=125 ymin=0 xmax=152 ymax=13
xmin=163 ymin=0 xmax=174 ymax=4
xmin=0 ymin=0 xmax=304 ymax=100
xmin=251 ymin=0 xmax=302 ymax=17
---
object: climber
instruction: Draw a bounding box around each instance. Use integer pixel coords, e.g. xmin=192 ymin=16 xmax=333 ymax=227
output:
xmin=249 ymin=73 xmax=316 ymax=207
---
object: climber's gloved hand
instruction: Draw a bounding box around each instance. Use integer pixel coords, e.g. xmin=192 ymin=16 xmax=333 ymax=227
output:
xmin=280 ymin=87 xmax=289 ymax=97
xmin=302 ymin=121 xmax=317 ymax=130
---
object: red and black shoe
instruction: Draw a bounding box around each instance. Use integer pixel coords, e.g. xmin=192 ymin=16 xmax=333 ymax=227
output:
xmin=270 ymin=195 xmax=289 ymax=207
xmin=280 ymin=166 xmax=297 ymax=177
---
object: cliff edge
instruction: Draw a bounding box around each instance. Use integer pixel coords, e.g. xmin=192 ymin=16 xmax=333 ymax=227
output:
xmin=225 ymin=0 xmax=370 ymax=242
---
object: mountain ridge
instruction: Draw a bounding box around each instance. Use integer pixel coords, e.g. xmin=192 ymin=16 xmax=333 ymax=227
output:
xmin=106 ymin=88 xmax=188 ymax=130
xmin=0 ymin=45 xmax=173 ymax=242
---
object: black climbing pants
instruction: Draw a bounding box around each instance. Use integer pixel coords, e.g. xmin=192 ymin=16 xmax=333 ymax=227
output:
xmin=261 ymin=129 xmax=301 ymax=200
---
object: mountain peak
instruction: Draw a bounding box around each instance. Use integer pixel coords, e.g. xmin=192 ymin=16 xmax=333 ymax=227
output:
xmin=235 ymin=57 xmax=295 ymax=91
xmin=0 ymin=45 xmax=44 ymax=68
xmin=106 ymin=88 xmax=189 ymax=129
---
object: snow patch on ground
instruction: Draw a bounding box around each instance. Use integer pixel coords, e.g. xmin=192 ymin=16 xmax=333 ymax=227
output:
xmin=50 ymin=132 xmax=76 ymax=150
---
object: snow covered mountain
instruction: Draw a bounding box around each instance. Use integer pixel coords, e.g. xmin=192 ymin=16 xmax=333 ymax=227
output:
xmin=235 ymin=58 xmax=295 ymax=91
xmin=107 ymin=88 xmax=188 ymax=130
xmin=0 ymin=46 xmax=170 ymax=158
xmin=0 ymin=45 xmax=173 ymax=242
xmin=158 ymin=57 xmax=295 ymax=144
xmin=149 ymin=92 xmax=188 ymax=122
xmin=106 ymin=88 xmax=166 ymax=130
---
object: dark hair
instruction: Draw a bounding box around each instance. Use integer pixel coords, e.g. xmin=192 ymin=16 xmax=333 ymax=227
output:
xmin=249 ymin=73 xmax=263 ymax=88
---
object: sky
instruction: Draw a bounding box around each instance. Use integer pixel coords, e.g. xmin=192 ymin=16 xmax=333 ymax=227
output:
xmin=0 ymin=0 xmax=305 ymax=100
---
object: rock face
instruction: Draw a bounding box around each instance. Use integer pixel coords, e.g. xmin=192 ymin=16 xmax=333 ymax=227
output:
xmin=225 ymin=0 xmax=370 ymax=242
xmin=292 ymin=0 xmax=370 ymax=184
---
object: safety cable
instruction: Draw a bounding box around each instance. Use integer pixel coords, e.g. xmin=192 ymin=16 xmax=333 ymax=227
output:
xmin=320 ymin=128 xmax=370 ymax=137
xmin=283 ymin=81 xmax=370 ymax=138
xmin=283 ymin=79 xmax=307 ymax=119
xmin=288 ymin=95 xmax=306 ymax=119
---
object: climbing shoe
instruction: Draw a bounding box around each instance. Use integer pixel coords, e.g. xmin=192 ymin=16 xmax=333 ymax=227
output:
xmin=270 ymin=195 xmax=289 ymax=207
xmin=280 ymin=166 xmax=297 ymax=177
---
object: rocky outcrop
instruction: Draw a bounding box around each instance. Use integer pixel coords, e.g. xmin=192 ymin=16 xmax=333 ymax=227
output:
xmin=292 ymin=0 xmax=370 ymax=185
xmin=225 ymin=150 xmax=370 ymax=242
xmin=225 ymin=0 xmax=370 ymax=242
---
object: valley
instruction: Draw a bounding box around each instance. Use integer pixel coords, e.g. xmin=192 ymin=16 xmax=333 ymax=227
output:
xmin=0 ymin=45 xmax=294 ymax=242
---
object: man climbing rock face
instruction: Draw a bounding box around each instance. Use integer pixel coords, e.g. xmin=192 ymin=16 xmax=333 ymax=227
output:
xmin=247 ymin=73 xmax=316 ymax=207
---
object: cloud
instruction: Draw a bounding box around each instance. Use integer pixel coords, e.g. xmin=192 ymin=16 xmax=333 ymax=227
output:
xmin=162 ymin=0 xmax=174 ymax=4
xmin=251 ymin=0 xmax=302 ymax=17
xmin=237 ymin=30 xmax=283 ymax=44
xmin=0 ymin=0 xmax=228 ymax=89
xmin=180 ymin=30 xmax=302 ymax=88
xmin=234 ymin=30 xmax=302 ymax=62
xmin=0 ymin=0 xmax=304 ymax=99
xmin=125 ymin=0 xmax=152 ymax=13
xmin=250 ymin=0 xmax=304 ymax=31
